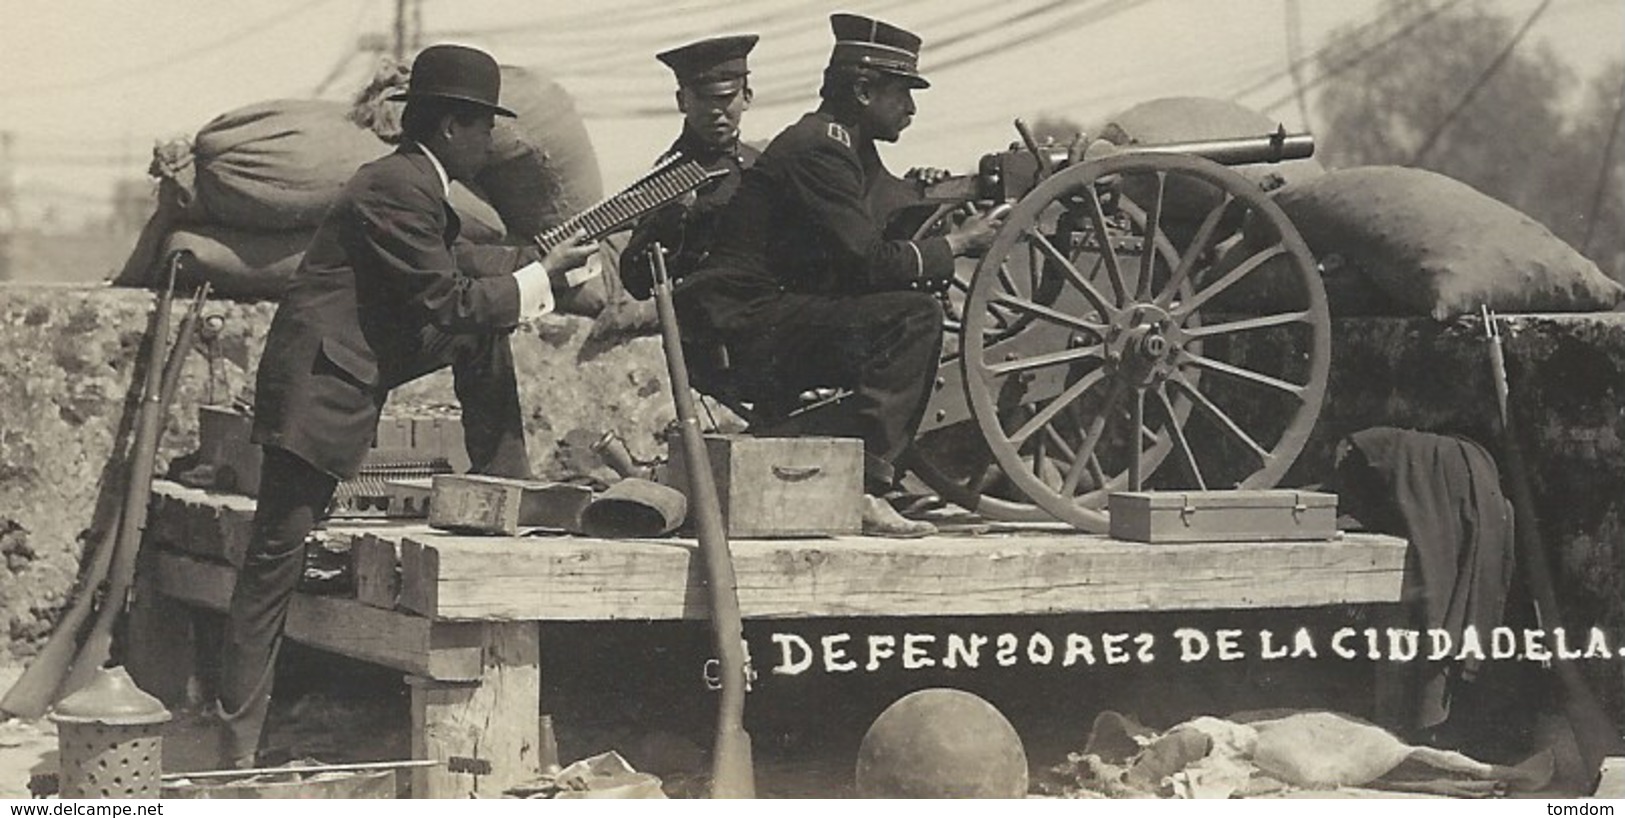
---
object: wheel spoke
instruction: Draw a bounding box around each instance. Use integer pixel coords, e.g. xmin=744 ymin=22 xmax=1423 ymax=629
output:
xmin=1043 ymin=425 xmax=1078 ymax=461
xmin=1136 ymin=172 xmax=1166 ymax=301
xmin=1176 ymin=243 xmax=1286 ymax=318
xmin=991 ymin=292 xmax=1110 ymax=336
xmin=1157 ymin=383 xmax=1206 ymax=489
xmin=986 ymin=344 xmax=1105 ymax=377
xmin=1026 ymin=229 xmax=1118 ymax=319
xmin=1169 ymin=371 xmax=1272 ymax=463
xmin=1128 ymin=387 xmax=1145 ymax=491
xmin=1182 ymin=350 xmax=1306 ymax=398
xmin=996 ymin=261 xmax=1024 ymax=301
xmin=1009 ymin=368 xmax=1106 ymax=444
xmin=1185 ymin=310 xmax=1310 ymax=338
xmin=1062 ymin=379 xmax=1126 ymax=495
xmin=1081 ymin=185 xmax=1129 ymax=303
xmin=1155 ymin=194 xmax=1235 ymax=309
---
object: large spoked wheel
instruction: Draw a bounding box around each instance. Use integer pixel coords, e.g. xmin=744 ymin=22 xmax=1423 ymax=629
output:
xmin=906 ymin=203 xmax=1071 ymax=523
xmin=959 ymin=152 xmax=1330 ymax=532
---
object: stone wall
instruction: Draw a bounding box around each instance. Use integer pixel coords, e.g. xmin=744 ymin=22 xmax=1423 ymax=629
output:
xmin=0 ymin=284 xmax=676 ymax=659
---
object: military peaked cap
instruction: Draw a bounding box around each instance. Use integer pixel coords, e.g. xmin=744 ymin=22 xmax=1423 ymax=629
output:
xmin=657 ymin=34 xmax=758 ymax=93
xmin=828 ymin=13 xmax=929 ymax=88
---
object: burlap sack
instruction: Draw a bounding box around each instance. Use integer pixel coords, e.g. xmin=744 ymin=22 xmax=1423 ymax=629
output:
xmin=162 ymin=224 xmax=312 ymax=301
xmin=158 ymin=100 xmax=391 ymax=231
xmin=1274 ymin=167 xmax=1624 ymax=319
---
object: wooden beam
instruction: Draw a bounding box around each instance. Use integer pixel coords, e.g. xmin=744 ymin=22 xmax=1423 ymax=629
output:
xmin=352 ymin=534 xmax=401 ymax=609
xmin=398 ymin=537 xmax=439 ymax=618
xmin=409 ymin=622 xmax=539 ymax=799
xmin=152 ymin=551 xmax=480 ymax=682
xmin=394 ymin=531 xmax=1408 ymax=621
xmin=148 ymin=482 xmax=255 ymax=567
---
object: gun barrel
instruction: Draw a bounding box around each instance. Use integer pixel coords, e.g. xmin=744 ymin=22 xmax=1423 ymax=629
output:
xmin=1117 ymin=132 xmax=1315 ymax=165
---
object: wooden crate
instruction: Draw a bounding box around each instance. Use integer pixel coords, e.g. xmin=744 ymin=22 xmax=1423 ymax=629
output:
xmin=1108 ymin=490 xmax=1338 ymax=543
xmin=428 ymin=475 xmax=594 ymax=536
xmin=666 ymin=434 xmax=862 ymax=538
xmin=197 ymin=405 xmax=262 ymax=496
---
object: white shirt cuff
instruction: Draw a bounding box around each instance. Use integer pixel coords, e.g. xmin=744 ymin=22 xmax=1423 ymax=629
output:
xmin=567 ymin=253 xmax=604 ymax=288
xmin=513 ymin=262 xmax=554 ymax=320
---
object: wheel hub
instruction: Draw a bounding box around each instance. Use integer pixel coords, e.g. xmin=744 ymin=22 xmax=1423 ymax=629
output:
xmin=1105 ymin=304 xmax=1179 ymax=387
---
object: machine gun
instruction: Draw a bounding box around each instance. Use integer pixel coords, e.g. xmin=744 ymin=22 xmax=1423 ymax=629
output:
xmin=874 ymin=122 xmax=1330 ymax=531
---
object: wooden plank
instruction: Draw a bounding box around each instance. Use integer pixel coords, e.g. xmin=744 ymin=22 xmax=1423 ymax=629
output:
xmin=152 ymin=551 xmax=480 ymax=682
xmin=391 ymin=530 xmax=1408 ymax=621
xmin=351 ymin=534 xmax=401 ymax=609
xmin=427 ymin=475 xmax=591 ymax=536
xmin=148 ymin=482 xmax=256 ymax=566
xmin=409 ymin=622 xmax=540 ymax=799
xmin=398 ymin=537 xmax=439 ymax=618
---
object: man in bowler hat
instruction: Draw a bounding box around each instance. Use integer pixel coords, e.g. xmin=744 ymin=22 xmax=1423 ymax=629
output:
xmin=214 ymin=43 xmax=596 ymax=766
xmin=619 ymin=34 xmax=761 ymax=297
xmin=678 ymin=14 xmax=1009 ymax=537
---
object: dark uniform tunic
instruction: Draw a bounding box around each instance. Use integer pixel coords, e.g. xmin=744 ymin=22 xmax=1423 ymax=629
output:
xmin=677 ymin=110 xmax=949 ymax=490
xmin=618 ymin=128 xmax=760 ymax=298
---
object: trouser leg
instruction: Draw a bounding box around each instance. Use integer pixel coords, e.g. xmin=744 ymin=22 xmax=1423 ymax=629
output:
xmin=218 ymin=446 xmax=337 ymax=766
xmin=451 ymin=333 xmax=530 ymax=478
xmin=387 ymin=328 xmax=531 ymax=480
xmin=739 ymin=291 xmax=943 ymax=491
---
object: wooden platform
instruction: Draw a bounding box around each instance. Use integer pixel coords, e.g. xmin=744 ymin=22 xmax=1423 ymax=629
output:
xmin=132 ymin=481 xmax=1408 ymax=798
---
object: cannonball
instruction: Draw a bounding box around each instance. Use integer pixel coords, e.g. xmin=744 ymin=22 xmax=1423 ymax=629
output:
xmin=855 ymin=688 xmax=1029 ymax=798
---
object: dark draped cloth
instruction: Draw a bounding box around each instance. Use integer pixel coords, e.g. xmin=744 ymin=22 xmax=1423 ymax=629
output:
xmin=1331 ymin=426 xmax=1516 ymax=730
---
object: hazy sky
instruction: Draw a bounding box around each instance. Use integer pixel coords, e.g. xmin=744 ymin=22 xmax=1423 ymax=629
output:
xmin=2 ymin=0 xmax=1619 ymax=223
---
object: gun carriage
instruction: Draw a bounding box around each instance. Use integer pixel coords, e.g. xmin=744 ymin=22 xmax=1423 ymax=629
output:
xmin=877 ymin=125 xmax=1330 ymax=532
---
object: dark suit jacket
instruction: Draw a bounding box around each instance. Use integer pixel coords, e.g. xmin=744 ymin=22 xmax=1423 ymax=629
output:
xmin=252 ymin=145 xmax=536 ymax=479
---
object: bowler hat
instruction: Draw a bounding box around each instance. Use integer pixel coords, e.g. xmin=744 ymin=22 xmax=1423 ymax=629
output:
xmin=388 ymin=44 xmax=517 ymax=118
xmin=658 ymin=34 xmax=758 ymax=95
xmin=828 ymin=13 xmax=929 ymax=89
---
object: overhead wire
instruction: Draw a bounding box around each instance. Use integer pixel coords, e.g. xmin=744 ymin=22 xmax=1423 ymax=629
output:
xmin=1254 ymin=0 xmax=1471 ymax=114
xmin=0 ymin=0 xmax=349 ymax=98
xmin=573 ymin=0 xmax=1083 ymax=118
xmin=313 ymin=0 xmax=381 ymax=96
xmin=1409 ymin=0 xmax=1554 ymax=163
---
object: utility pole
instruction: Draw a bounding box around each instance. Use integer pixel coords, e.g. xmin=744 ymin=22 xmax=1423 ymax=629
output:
xmin=392 ymin=0 xmax=422 ymax=61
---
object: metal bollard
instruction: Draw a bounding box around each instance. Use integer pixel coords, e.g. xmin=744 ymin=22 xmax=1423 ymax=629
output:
xmin=51 ymin=667 xmax=171 ymax=798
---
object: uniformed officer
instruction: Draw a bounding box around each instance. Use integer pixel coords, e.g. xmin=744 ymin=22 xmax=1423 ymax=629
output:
xmin=677 ymin=14 xmax=1008 ymax=537
xmin=619 ymin=34 xmax=760 ymax=298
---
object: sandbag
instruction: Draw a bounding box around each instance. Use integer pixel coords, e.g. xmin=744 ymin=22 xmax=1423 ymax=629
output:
xmin=352 ymin=61 xmax=604 ymax=240
xmin=480 ymin=65 xmax=604 ymax=238
xmin=163 ymin=224 xmax=313 ymax=301
xmin=1274 ymin=166 xmax=1625 ymax=319
xmin=1098 ymin=97 xmax=1325 ymax=227
xmin=156 ymin=100 xmax=391 ymax=231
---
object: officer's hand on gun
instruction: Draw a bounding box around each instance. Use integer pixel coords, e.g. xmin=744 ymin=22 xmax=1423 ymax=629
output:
xmin=944 ymin=201 xmax=1013 ymax=258
xmin=905 ymin=166 xmax=954 ymax=187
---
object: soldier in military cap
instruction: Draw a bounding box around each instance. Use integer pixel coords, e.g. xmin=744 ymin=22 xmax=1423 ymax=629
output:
xmin=619 ymin=34 xmax=760 ymax=298
xmin=677 ymin=14 xmax=1009 ymax=537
